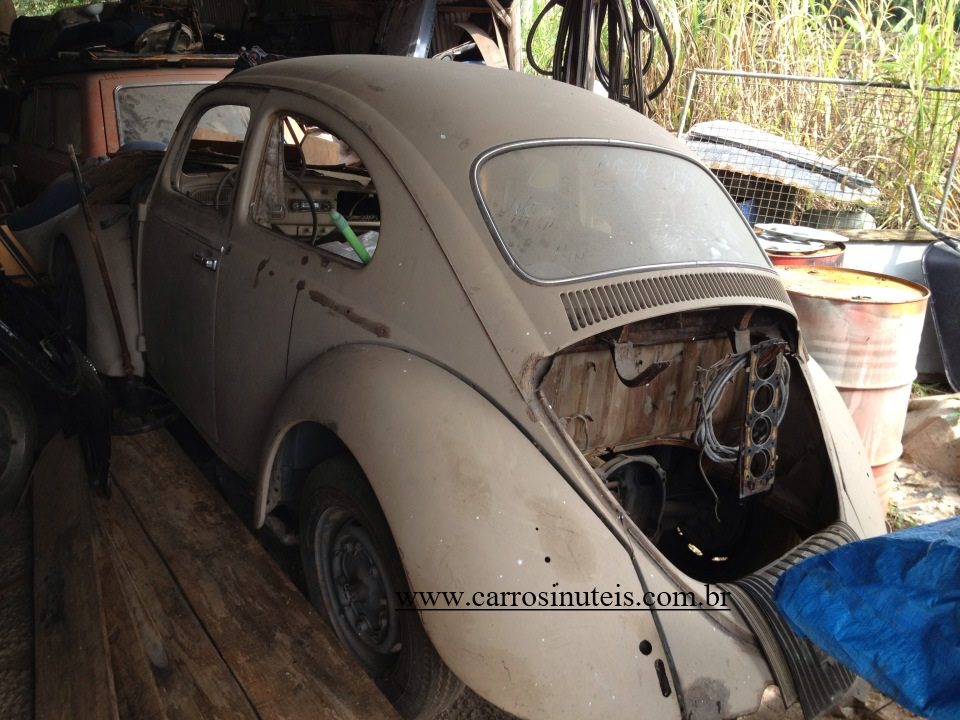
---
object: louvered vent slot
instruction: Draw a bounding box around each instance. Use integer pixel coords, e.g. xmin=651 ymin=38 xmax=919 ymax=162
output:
xmin=560 ymin=271 xmax=790 ymax=330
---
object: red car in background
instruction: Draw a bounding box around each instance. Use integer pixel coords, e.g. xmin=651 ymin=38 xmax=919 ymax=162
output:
xmin=6 ymin=58 xmax=232 ymax=204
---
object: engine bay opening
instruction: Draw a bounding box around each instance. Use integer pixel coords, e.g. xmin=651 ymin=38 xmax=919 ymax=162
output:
xmin=539 ymin=307 xmax=839 ymax=583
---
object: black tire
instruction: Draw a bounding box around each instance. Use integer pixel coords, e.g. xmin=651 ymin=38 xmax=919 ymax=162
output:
xmin=0 ymin=367 xmax=38 ymax=515
xmin=300 ymin=456 xmax=463 ymax=719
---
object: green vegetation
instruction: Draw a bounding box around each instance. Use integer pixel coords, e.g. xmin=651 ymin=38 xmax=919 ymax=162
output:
xmin=13 ymin=0 xmax=84 ymax=18
xmin=886 ymin=502 xmax=920 ymax=530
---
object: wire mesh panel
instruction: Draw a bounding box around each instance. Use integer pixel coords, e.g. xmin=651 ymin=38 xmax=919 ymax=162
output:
xmin=672 ymin=69 xmax=960 ymax=231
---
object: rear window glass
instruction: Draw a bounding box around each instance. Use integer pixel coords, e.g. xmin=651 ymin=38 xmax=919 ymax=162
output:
xmin=116 ymin=83 xmax=215 ymax=148
xmin=474 ymin=143 xmax=768 ymax=283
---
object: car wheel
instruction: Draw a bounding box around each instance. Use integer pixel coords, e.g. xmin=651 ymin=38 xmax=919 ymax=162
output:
xmin=300 ymin=456 xmax=464 ymax=719
xmin=0 ymin=367 xmax=37 ymax=515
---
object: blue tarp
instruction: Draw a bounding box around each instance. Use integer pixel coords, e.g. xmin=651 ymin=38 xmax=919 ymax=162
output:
xmin=773 ymin=517 xmax=960 ymax=719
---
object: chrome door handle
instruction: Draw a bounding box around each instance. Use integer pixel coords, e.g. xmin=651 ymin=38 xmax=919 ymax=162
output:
xmin=192 ymin=252 xmax=219 ymax=271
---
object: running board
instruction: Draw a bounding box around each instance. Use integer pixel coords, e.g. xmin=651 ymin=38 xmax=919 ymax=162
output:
xmin=721 ymin=522 xmax=859 ymax=719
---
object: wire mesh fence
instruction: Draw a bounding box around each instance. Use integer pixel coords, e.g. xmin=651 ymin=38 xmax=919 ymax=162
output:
xmin=671 ymin=69 xmax=960 ymax=231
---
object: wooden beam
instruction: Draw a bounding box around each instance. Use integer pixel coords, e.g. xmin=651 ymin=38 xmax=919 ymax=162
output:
xmin=839 ymin=228 xmax=936 ymax=244
xmin=482 ymin=0 xmax=512 ymax=28
xmin=33 ymin=435 xmax=119 ymax=720
xmin=111 ymin=431 xmax=399 ymax=720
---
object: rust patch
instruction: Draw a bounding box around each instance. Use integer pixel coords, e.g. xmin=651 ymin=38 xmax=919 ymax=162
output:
xmin=308 ymin=290 xmax=390 ymax=338
xmin=253 ymin=258 xmax=269 ymax=288
xmin=682 ymin=678 xmax=730 ymax=720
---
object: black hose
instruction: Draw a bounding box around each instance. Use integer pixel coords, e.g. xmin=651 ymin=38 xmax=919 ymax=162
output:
xmin=526 ymin=0 xmax=675 ymax=114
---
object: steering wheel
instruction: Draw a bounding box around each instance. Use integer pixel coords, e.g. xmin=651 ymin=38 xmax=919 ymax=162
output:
xmin=214 ymin=165 xmax=240 ymax=212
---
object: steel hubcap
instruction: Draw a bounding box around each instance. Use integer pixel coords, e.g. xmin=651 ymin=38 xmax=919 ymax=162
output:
xmin=325 ymin=518 xmax=400 ymax=656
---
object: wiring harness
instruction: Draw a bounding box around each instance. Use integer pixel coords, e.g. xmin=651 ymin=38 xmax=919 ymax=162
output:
xmin=526 ymin=0 xmax=675 ymax=114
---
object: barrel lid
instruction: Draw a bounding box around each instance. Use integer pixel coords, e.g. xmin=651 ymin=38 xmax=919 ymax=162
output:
xmin=756 ymin=224 xmax=848 ymax=244
xmin=760 ymin=237 xmax=827 ymax=254
xmin=778 ymin=266 xmax=930 ymax=303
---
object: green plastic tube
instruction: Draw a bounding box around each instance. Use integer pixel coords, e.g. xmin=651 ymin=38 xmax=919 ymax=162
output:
xmin=329 ymin=210 xmax=371 ymax=264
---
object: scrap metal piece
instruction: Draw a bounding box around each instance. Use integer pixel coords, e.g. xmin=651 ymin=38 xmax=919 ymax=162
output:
xmin=612 ymin=340 xmax=672 ymax=387
xmin=739 ymin=340 xmax=790 ymax=497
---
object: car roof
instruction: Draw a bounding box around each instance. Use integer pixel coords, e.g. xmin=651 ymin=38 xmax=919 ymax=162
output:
xmin=221 ymin=54 xmax=689 ymax=162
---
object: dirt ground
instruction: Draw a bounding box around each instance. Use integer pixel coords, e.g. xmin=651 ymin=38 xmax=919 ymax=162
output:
xmin=2 ymin=396 xmax=957 ymax=720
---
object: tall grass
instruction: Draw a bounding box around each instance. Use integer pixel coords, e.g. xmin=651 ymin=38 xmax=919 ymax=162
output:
xmin=524 ymin=0 xmax=960 ymax=227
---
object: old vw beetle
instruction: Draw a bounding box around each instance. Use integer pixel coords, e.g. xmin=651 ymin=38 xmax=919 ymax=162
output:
xmin=56 ymin=56 xmax=884 ymax=720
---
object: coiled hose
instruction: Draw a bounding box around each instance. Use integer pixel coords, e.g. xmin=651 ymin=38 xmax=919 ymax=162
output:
xmin=526 ymin=0 xmax=675 ymax=114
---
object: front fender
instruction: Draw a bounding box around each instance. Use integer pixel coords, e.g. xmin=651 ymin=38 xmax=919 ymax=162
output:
xmin=259 ymin=344 xmax=681 ymax=720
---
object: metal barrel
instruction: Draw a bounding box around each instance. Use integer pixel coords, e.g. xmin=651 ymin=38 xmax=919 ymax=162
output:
xmin=766 ymin=243 xmax=845 ymax=267
xmin=779 ymin=266 xmax=930 ymax=507
xmin=757 ymin=226 xmax=847 ymax=267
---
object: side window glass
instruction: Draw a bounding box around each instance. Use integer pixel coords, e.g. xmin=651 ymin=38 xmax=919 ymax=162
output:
xmin=174 ymin=104 xmax=250 ymax=210
xmin=55 ymin=87 xmax=82 ymax=152
xmin=251 ymin=112 xmax=379 ymax=265
xmin=17 ymin=93 xmax=34 ymax=143
xmin=35 ymin=87 xmax=55 ymax=149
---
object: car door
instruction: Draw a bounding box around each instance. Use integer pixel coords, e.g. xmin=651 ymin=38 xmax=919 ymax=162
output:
xmin=140 ymin=88 xmax=263 ymax=441
xmin=211 ymin=91 xmax=392 ymax=476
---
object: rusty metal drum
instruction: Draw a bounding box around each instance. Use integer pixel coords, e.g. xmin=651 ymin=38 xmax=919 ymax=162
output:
xmin=757 ymin=224 xmax=846 ymax=267
xmin=779 ymin=266 xmax=930 ymax=507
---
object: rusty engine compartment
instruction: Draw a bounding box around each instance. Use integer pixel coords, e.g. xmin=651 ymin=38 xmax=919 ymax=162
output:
xmin=540 ymin=307 xmax=839 ymax=582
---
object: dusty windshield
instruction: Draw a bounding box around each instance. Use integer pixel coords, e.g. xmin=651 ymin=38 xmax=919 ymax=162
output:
xmin=116 ymin=83 xmax=216 ymax=148
xmin=475 ymin=143 xmax=768 ymax=282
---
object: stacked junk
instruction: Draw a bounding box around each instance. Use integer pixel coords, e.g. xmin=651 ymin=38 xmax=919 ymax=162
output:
xmin=684 ymin=120 xmax=932 ymax=507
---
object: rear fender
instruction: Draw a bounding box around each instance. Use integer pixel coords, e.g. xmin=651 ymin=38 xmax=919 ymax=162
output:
xmin=258 ymin=344 xmax=681 ymax=720
xmin=805 ymin=357 xmax=886 ymax=537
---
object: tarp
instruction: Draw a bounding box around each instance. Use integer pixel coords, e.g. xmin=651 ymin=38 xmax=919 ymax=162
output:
xmin=773 ymin=517 xmax=960 ymax=720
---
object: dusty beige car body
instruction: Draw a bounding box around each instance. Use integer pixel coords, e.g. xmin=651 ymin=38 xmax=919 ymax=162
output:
xmin=63 ymin=56 xmax=884 ymax=719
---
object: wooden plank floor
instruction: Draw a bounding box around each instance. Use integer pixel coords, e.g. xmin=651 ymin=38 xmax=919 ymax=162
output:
xmin=33 ymin=432 xmax=399 ymax=720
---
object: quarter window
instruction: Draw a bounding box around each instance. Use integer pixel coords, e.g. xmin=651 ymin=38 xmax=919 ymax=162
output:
xmin=250 ymin=112 xmax=379 ymax=265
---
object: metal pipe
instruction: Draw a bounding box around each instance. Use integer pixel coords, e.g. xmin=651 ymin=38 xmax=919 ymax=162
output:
xmin=676 ymin=68 xmax=699 ymax=137
xmin=908 ymin=184 xmax=960 ymax=251
xmin=937 ymin=129 xmax=960 ymax=229
xmin=68 ymin=145 xmax=135 ymax=378
xmin=687 ymin=67 xmax=960 ymax=94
